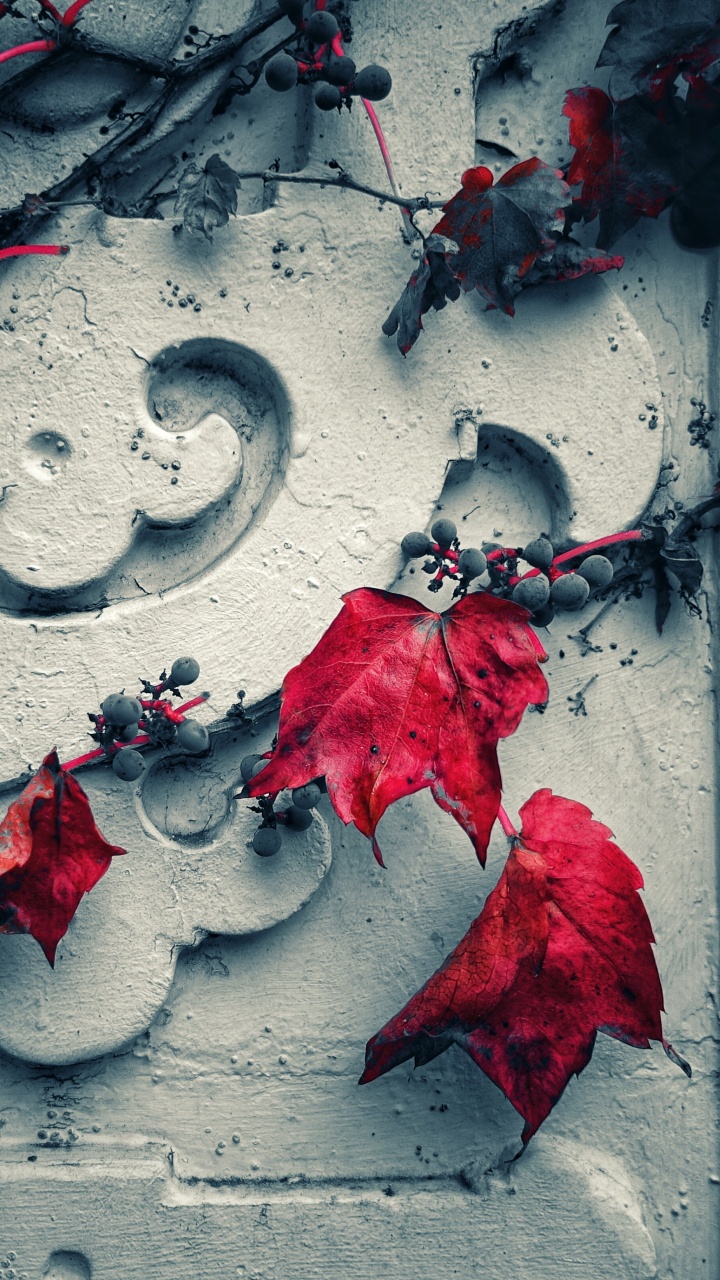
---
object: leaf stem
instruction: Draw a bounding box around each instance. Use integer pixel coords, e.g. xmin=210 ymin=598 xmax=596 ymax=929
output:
xmin=497 ymin=804 xmax=518 ymax=840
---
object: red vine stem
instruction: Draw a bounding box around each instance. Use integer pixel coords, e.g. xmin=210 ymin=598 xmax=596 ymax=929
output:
xmin=361 ymin=100 xmax=415 ymax=238
xmin=61 ymin=694 xmax=209 ymax=772
xmin=497 ymin=805 xmax=518 ymax=840
xmin=0 ymin=37 xmax=56 ymax=63
xmin=0 ymin=244 xmax=69 ymax=259
xmin=61 ymin=0 xmax=93 ymax=24
xmin=519 ymin=529 xmax=647 ymax=581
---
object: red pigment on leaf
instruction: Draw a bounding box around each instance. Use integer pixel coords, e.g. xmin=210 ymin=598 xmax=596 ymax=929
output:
xmin=0 ymin=750 xmax=125 ymax=964
xmin=361 ymin=789 xmax=689 ymax=1144
xmin=247 ymin=587 xmax=548 ymax=865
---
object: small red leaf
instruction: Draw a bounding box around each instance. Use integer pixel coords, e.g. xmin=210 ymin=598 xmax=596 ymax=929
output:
xmin=247 ymin=588 xmax=547 ymax=865
xmin=361 ymin=790 xmax=689 ymax=1144
xmin=563 ymin=87 xmax=677 ymax=247
xmin=433 ymin=158 xmax=570 ymax=311
xmin=0 ymin=750 xmax=125 ymax=964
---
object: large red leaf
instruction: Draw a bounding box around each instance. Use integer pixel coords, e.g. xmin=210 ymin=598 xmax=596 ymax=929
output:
xmin=563 ymin=86 xmax=677 ymax=247
xmin=361 ymin=790 xmax=689 ymax=1144
xmin=432 ymin=159 xmax=569 ymax=312
xmin=247 ymin=588 xmax=548 ymax=865
xmin=0 ymin=750 xmax=125 ymax=964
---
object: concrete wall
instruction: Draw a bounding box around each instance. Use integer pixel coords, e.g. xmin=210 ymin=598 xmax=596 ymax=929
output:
xmin=0 ymin=2 xmax=717 ymax=1277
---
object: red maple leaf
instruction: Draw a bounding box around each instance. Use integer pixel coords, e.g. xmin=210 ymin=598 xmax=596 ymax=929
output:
xmin=563 ymin=86 xmax=677 ymax=247
xmin=361 ymin=790 xmax=690 ymax=1144
xmin=247 ymin=588 xmax=548 ymax=865
xmin=432 ymin=159 xmax=569 ymax=312
xmin=0 ymin=750 xmax=125 ymax=964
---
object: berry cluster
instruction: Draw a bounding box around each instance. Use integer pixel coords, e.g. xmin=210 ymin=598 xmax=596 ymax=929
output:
xmin=239 ymin=754 xmax=323 ymax=856
xmin=401 ymin=519 xmax=487 ymax=596
xmin=89 ymin=657 xmax=210 ymax=782
xmin=401 ymin=524 xmax=616 ymax=627
xmin=265 ymin=2 xmax=391 ymax=113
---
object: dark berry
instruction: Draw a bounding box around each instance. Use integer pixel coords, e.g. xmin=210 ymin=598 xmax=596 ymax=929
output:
xmin=176 ymin=719 xmax=210 ymax=754
xmin=522 ymin=536 xmax=554 ymax=570
xmin=103 ymin=694 xmax=143 ymax=727
xmin=170 ymin=656 xmax=200 ymax=686
xmin=285 ymin=805 xmax=313 ymax=831
xmin=324 ymin=55 xmax=356 ymax=85
xmin=306 ymin=10 xmax=339 ymax=41
xmin=253 ymin=827 xmax=282 ymax=856
xmin=265 ymin=53 xmax=299 ymax=92
xmin=240 ymin=753 xmax=264 ymax=782
xmin=291 ymin=782 xmax=322 ymax=810
xmin=401 ymin=532 xmax=433 ymax=558
xmin=576 ymin=554 xmax=614 ymax=588
xmin=352 ymin=64 xmax=392 ymax=101
xmin=550 ymin=573 xmax=590 ymax=611
xmin=512 ymin=576 xmax=550 ymax=610
xmin=458 ymin=547 xmax=487 ymax=580
xmin=430 ymin=518 xmax=457 ymax=548
xmin=112 ymin=748 xmax=145 ymax=782
xmin=315 ymin=83 xmax=342 ymax=111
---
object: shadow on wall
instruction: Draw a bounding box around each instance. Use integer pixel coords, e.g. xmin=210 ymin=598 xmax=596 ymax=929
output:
xmin=0 ymin=338 xmax=291 ymax=617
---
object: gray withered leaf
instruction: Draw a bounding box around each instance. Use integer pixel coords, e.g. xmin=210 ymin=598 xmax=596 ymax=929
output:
xmin=175 ymin=153 xmax=241 ymax=242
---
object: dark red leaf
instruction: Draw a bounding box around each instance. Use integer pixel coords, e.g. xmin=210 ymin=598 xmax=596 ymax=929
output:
xmin=247 ymin=588 xmax=548 ymax=866
xmin=382 ymin=234 xmax=461 ymax=356
xmin=563 ymin=87 xmax=677 ymax=246
xmin=433 ymin=159 xmax=569 ymax=312
xmin=597 ymin=0 xmax=720 ymax=101
xmin=361 ymin=790 xmax=689 ymax=1144
xmin=0 ymin=750 xmax=125 ymax=964
xmin=524 ymin=234 xmax=624 ymax=286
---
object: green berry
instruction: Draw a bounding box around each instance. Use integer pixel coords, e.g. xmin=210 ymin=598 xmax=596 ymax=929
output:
xmin=176 ymin=719 xmax=209 ymax=754
xmin=315 ymin=83 xmax=342 ymax=111
xmin=458 ymin=547 xmax=487 ymax=580
xmin=431 ymin=518 xmax=457 ymax=548
xmin=353 ymin=64 xmax=392 ymax=101
xmin=253 ymin=826 xmax=282 ymax=856
xmin=112 ymin=748 xmax=145 ymax=782
xmin=240 ymin=753 xmax=264 ymax=782
xmin=577 ymin=554 xmax=614 ymax=588
xmin=285 ymin=805 xmax=313 ymax=831
xmin=550 ymin=573 xmax=590 ymax=611
xmin=523 ymin=536 xmax=554 ymax=570
xmin=265 ymin=53 xmax=299 ymax=92
xmin=512 ymin=575 xmax=550 ymax=611
xmin=306 ymin=10 xmax=339 ymax=41
xmin=401 ymin=532 xmax=433 ymax=558
xmin=170 ymin=656 xmax=200 ymax=686
xmin=324 ymin=55 xmax=355 ymax=85
xmin=291 ymin=782 xmax=322 ymax=810
xmin=103 ymin=694 xmax=143 ymax=727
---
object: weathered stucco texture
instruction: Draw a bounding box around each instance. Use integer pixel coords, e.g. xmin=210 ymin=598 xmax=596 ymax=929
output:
xmin=0 ymin=1 xmax=717 ymax=1278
